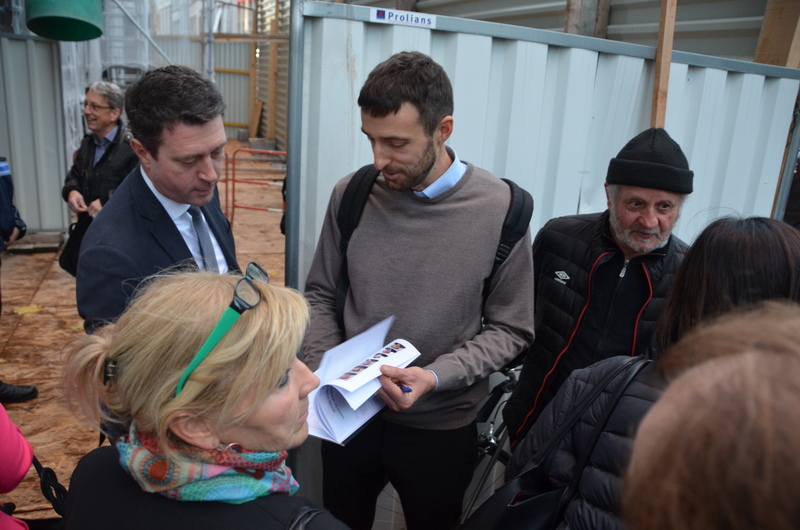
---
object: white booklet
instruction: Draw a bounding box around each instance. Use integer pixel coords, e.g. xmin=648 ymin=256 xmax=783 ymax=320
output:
xmin=308 ymin=316 xmax=420 ymax=445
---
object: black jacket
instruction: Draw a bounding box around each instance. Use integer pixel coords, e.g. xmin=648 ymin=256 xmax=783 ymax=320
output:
xmin=64 ymin=446 xmax=350 ymax=529
xmin=61 ymin=121 xmax=139 ymax=209
xmin=506 ymin=356 xmax=663 ymax=530
xmin=503 ymin=211 xmax=686 ymax=446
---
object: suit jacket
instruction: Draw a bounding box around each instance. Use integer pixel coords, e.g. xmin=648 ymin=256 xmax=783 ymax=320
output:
xmin=76 ymin=167 xmax=238 ymax=332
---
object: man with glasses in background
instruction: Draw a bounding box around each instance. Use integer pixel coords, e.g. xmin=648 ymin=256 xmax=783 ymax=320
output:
xmin=77 ymin=66 xmax=239 ymax=334
xmin=60 ymin=82 xmax=139 ymax=275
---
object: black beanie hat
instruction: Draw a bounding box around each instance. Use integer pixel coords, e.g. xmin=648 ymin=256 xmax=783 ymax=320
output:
xmin=606 ymin=128 xmax=693 ymax=194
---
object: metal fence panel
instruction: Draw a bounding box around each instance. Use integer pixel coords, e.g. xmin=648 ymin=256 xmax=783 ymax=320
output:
xmin=294 ymin=3 xmax=800 ymax=288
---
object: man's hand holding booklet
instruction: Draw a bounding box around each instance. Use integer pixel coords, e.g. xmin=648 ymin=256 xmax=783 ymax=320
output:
xmin=307 ymin=316 xmax=420 ymax=444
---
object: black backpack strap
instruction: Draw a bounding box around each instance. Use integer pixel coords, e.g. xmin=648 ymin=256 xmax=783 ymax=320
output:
xmin=483 ymin=179 xmax=533 ymax=302
xmin=494 ymin=179 xmax=534 ymax=276
xmin=335 ymin=164 xmax=380 ymax=330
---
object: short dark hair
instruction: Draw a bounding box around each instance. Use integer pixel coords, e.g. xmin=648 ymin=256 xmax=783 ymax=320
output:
xmin=654 ymin=216 xmax=800 ymax=354
xmin=125 ymin=65 xmax=226 ymax=158
xmin=358 ymin=51 xmax=453 ymax=136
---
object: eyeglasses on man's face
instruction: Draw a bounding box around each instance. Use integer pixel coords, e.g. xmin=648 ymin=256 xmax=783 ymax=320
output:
xmin=82 ymin=100 xmax=114 ymax=112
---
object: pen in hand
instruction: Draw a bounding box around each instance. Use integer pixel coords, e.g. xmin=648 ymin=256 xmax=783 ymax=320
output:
xmin=396 ymin=382 xmax=413 ymax=393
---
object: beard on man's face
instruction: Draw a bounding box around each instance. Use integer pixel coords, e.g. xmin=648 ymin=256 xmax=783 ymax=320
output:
xmin=383 ymin=138 xmax=437 ymax=192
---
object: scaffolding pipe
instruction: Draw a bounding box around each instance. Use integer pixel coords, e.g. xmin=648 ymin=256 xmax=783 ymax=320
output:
xmin=204 ymin=0 xmax=215 ymax=81
xmin=285 ymin=0 xmax=305 ymax=289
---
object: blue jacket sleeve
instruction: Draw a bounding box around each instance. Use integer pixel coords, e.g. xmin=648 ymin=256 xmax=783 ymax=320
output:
xmin=0 ymin=157 xmax=26 ymax=249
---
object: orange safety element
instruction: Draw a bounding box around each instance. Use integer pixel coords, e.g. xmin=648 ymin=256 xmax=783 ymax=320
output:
xmin=223 ymin=148 xmax=287 ymax=227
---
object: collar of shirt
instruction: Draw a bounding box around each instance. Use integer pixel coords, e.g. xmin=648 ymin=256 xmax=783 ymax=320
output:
xmin=413 ymin=145 xmax=467 ymax=199
xmin=94 ymin=125 xmax=118 ymax=146
xmin=92 ymin=125 xmax=118 ymax=166
xmin=141 ymin=167 xmax=191 ymax=222
xmin=140 ymin=167 xmax=228 ymax=273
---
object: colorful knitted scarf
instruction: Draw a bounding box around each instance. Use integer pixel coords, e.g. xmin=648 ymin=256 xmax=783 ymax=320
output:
xmin=116 ymin=423 xmax=299 ymax=504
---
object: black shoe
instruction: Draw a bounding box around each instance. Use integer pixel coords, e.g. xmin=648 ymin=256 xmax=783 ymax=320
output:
xmin=0 ymin=382 xmax=38 ymax=404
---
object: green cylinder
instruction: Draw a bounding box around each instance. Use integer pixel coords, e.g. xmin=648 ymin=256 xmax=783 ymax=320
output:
xmin=26 ymin=0 xmax=103 ymax=42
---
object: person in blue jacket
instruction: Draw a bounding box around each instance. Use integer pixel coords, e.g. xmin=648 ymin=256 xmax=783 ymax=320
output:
xmin=0 ymin=156 xmax=38 ymax=404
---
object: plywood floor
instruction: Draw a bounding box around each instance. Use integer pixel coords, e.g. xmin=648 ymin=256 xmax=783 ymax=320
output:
xmin=0 ymin=144 xmax=287 ymax=520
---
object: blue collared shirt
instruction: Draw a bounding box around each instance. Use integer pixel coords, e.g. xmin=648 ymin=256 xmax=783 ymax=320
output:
xmin=413 ymin=146 xmax=467 ymax=199
xmin=92 ymin=126 xmax=118 ymax=167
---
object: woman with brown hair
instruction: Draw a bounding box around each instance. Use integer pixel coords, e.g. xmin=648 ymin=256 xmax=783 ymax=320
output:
xmin=61 ymin=268 xmax=348 ymax=529
xmin=653 ymin=215 xmax=800 ymax=354
xmin=503 ymin=217 xmax=800 ymax=530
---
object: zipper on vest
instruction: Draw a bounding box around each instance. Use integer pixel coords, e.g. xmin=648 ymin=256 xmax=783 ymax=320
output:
xmin=619 ymin=258 xmax=630 ymax=278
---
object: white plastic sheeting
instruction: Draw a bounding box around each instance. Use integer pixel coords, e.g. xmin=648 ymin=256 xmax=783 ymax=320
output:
xmin=0 ymin=36 xmax=68 ymax=231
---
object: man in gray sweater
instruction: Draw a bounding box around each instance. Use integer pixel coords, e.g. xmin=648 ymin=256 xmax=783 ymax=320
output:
xmin=302 ymin=51 xmax=535 ymax=530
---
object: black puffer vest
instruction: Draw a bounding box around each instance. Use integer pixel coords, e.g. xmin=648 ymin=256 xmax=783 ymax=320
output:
xmin=504 ymin=211 xmax=686 ymax=446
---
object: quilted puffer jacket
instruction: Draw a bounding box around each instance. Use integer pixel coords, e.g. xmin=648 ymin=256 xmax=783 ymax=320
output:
xmin=506 ymin=356 xmax=664 ymax=530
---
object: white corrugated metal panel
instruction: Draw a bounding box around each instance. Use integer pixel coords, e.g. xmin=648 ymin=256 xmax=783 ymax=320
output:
xmin=343 ymin=0 xmax=769 ymax=62
xmin=295 ymin=3 xmax=800 ymax=286
xmin=0 ymin=36 xmax=69 ymax=231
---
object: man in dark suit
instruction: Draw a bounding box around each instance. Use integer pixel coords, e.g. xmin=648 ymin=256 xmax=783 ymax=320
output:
xmin=77 ymin=66 xmax=239 ymax=333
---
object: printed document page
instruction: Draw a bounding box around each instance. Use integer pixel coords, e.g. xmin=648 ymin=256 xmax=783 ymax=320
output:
xmin=308 ymin=316 xmax=420 ymax=444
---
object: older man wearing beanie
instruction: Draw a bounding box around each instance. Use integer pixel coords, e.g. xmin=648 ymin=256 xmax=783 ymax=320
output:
xmin=503 ymin=127 xmax=693 ymax=448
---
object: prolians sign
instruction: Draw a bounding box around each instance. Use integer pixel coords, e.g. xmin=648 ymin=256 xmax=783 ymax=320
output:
xmin=370 ymin=8 xmax=437 ymax=29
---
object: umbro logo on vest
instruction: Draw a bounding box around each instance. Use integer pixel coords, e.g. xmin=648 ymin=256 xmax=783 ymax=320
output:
xmin=554 ymin=271 xmax=570 ymax=285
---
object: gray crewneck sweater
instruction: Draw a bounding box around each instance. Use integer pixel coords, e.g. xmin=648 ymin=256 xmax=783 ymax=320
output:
xmin=303 ymin=162 xmax=535 ymax=430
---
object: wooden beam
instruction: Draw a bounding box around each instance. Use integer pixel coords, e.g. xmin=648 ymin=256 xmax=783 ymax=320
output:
xmin=249 ymin=100 xmax=262 ymax=139
xmin=564 ymin=0 xmax=610 ymax=38
xmin=248 ymin=6 xmax=258 ymax=139
xmin=755 ymin=0 xmax=800 ymax=69
xmin=595 ymin=0 xmax=610 ymax=39
xmin=651 ymin=0 xmax=677 ymax=128
xmin=248 ymin=42 xmax=259 ymax=138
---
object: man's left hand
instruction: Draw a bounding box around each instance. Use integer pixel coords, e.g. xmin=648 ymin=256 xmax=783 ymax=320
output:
xmin=378 ymin=365 xmax=437 ymax=412
xmin=87 ymin=198 xmax=103 ymax=218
